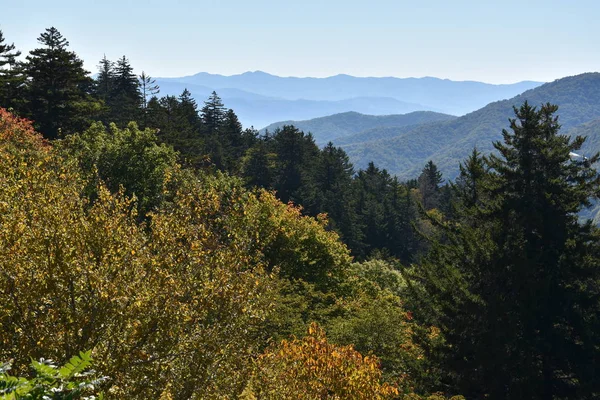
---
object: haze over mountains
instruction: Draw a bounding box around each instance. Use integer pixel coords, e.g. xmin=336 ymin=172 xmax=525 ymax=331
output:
xmin=155 ymin=71 xmax=542 ymax=128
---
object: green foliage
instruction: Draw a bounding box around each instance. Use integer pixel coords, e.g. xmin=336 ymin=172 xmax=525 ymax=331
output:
xmin=342 ymin=73 xmax=600 ymax=180
xmin=408 ymin=102 xmax=600 ymax=399
xmin=0 ymin=29 xmax=23 ymax=111
xmin=23 ymin=27 xmax=101 ymax=139
xmin=58 ymin=121 xmax=178 ymax=216
xmin=262 ymin=111 xmax=457 ymax=145
xmin=0 ymin=351 xmax=107 ymax=399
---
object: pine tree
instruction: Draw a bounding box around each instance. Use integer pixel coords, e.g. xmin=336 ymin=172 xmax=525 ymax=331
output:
xmin=418 ymin=160 xmax=444 ymax=210
xmin=110 ymin=55 xmax=141 ymax=126
xmin=411 ymin=102 xmax=600 ymax=399
xmin=316 ymin=142 xmax=364 ymax=253
xmin=138 ymin=71 xmax=159 ymax=111
xmin=177 ymin=89 xmax=201 ymax=128
xmin=0 ymin=29 xmax=24 ymax=110
xmin=272 ymin=125 xmax=320 ymax=211
xmin=242 ymin=138 xmax=277 ymax=189
xmin=201 ymin=91 xmax=226 ymax=135
xmin=23 ymin=27 xmax=100 ymax=139
xmin=221 ymin=108 xmax=245 ymax=171
xmin=454 ymin=147 xmax=486 ymax=212
xmin=95 ymin=55 xmax=114 ymax=103
xmin=354 ymin=162 xmax=392 ymax=256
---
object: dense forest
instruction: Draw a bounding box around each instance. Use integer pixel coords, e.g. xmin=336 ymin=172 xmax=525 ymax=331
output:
xmin=1 ymin=27 xmax=600 ymax=400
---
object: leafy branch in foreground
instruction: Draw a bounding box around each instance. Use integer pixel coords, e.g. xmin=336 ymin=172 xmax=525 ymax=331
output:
xmin=0 ymin=350 xmax=107 ymax=399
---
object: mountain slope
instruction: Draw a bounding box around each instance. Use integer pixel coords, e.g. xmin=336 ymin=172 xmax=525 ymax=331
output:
xmin=260 ymin=111 xmax=456 ymax=144
xmin=339 ymin=73 xmax=600 ymax=180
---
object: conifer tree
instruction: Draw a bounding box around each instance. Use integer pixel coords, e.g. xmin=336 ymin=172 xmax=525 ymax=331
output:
xmin=271 ymin=125 xmax=320 ymax=211
xmin=411 ymin=102 xmax=600 ymax=399
xmin=0 ymin=29 xmax=23 ymax=110
xmin=316 ymin=142 xmax=364 ymax=252
xmin=243 ymin=139 xmax=277 ymax=189
xmin=95 ymin=55 xmax=114 ymax=103
xmin=221 ymin=108 xmax=245 ymax=171
xmin=138 ymin=71 xmax=159 ymax=111
xmin=110 ymin=55 xmax=141 ymax=126
xmin=418 ymin=160 xmax=444 ymax=210
xmin=23 ymin=27 xmax=100 ymax=138
xmin=201 ymin=91 xmax=226 ymax=134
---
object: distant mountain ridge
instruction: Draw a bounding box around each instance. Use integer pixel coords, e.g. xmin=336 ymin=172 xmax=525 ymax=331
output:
xmin=155 ymin=71 xmax=543 ymax=127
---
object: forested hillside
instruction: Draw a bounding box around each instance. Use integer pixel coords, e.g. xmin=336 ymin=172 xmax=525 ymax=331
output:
xmin=1 ymin=27 xmax=600 ymax=400
xmin=261 ymin=111 xmax=457 ymax=145
xmin=341 ymin=73 xmax=600 ymax=179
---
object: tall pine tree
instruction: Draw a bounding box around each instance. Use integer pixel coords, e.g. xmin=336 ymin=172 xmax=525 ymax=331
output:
xmin=23 ymin=27 xmax=100 ymax=138
xmin=0 ymin=29 xmax=24 ymax=110
xmin=410 ymin=102 xmax=600 ymax=399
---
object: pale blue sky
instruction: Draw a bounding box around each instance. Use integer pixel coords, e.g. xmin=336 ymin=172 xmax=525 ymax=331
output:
xmin=1 ymin=0 xmax=598 ymax=83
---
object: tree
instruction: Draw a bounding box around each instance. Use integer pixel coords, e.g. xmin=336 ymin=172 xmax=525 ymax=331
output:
xmin=242 ymin=138 xmax=276 ymax=188
xmin=59 ymin=121 xmax=178 ymax=217
xmin=95 ymin=54 xmax=114 ymax=103
xmin=221 ymin=108 xmax=246 ymax=171
xmin=316 ymin=142 xmax=364 ymax=252
xmin=138 ymin=71 xmax=159 ymax=127
xmin=418 ymin=160 xmax=443 ymax=210
xmin=453 ymin=147 xmax=486 ymax=212
xmin=109 ymin=55 xmax=141 ymax=126
xmin=201 ymin=91 xmax=226 ymax=134
xmin=0 ymin=29 xmax=24 ymax=110
xmin=271 ymin=125 xmax=320 ymax=211
xmin=23 ymin=27 xmax=100 ymax=138
xmin=410 ymin=102 xmax=600 ymax=399
xmin=246 ymin=323 xmax=399 ymax=400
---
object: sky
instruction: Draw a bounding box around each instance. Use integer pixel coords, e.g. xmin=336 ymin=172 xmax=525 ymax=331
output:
xmin=1 ymin=0 xmax=598 ymax=84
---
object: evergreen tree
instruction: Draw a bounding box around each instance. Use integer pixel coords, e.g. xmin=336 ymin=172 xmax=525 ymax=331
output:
xmin=177 ymin=89 xmax=202 ymax=130
xmin=110 ymin=55 xmax=141 ymax=126
xmin=0 ymin=29 xmax=24 ymax=110
xmin=417 ymin=160 xmax=444 ymax=210
xmin=272 ymin=125 xmax=320 ymax=211
xmin=453 ymin=147 xmax=488 ymax=219
xmin=139 ymin=71 xmax=159 ymax=112
xmin=200 ymin=91 xmax=227 ymax=169
xmin=221 ymin=108 xmax=245 ymax=171
xmin=23 ymin=27 xmax=100 ymax=138
xmin=411 ymin=102 xmax=600 ymax=399
xmin=242 ymin=138 xmax=277 ymax=189
xmin=354 ymin=162 xmax=392 ymax=257
xmin=201 ymin=91 xmax=226 ymax=134
xmin=316 ymin=142 xmax=364 ymax=253
xmin=95 ymin=55 xmax=114 ymax=103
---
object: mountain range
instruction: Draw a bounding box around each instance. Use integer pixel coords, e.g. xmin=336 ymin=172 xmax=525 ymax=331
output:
xmin=155 ymin=71 xmax=542 ymax=128
xmin=263 ymin=73 xmax=600 ymax=181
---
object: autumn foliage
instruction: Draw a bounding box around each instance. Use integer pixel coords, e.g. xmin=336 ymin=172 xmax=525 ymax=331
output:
xmin=245 ymin=323 xmax=399 ymax=400
xmin=0 ymin=108 xmax=457 ymax=399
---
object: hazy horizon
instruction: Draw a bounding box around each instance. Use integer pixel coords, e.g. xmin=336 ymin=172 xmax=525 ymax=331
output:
xmin=3 ymin=0 xmax=599 ymax=85
xmin=160 ymin=70 xmax=546 ymax=85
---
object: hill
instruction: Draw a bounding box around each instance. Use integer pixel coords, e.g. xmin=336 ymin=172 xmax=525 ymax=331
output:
xmin=260 ymin=111 xmax=456 ymax=145
xmin=339 ymin=73 xmax=600 ymax=180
